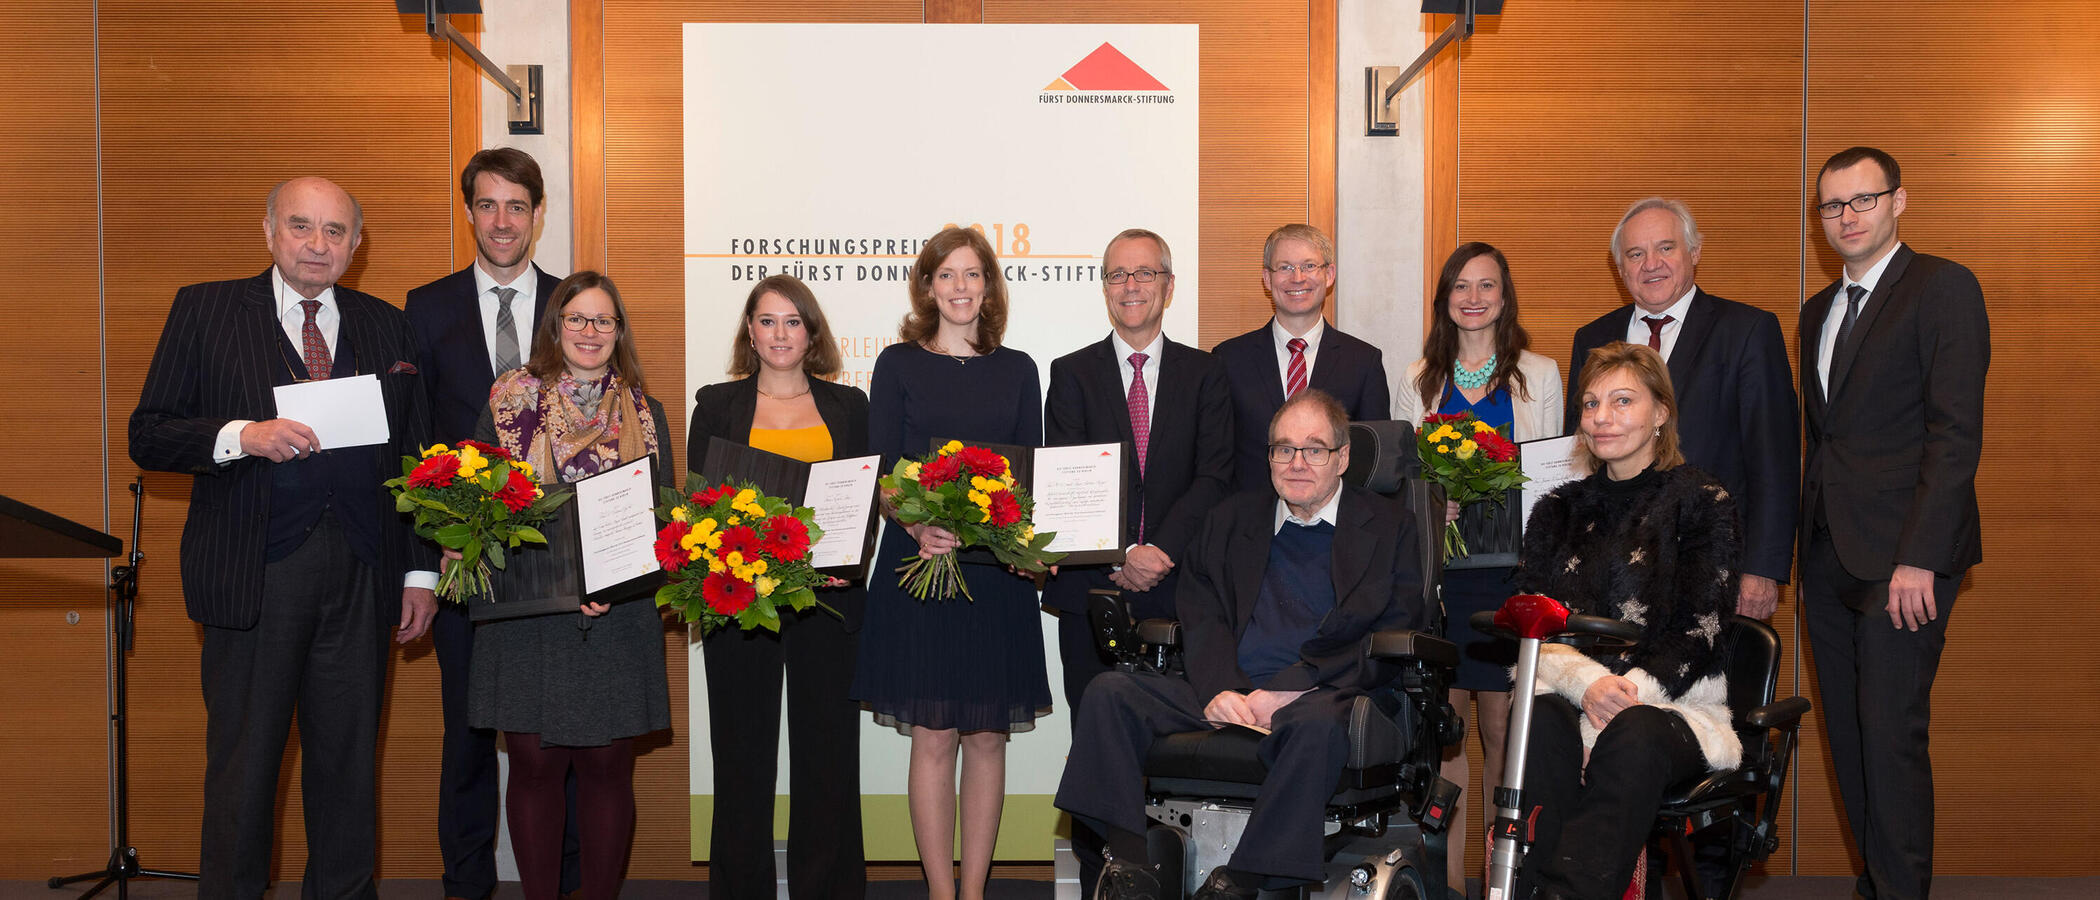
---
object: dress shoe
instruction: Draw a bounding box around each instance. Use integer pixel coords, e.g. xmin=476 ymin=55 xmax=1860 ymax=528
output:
xmin=1191 ymin=867 xmax=1258 ymax=899
xmin=1096 ymin=855 xmax=1164 ymax=900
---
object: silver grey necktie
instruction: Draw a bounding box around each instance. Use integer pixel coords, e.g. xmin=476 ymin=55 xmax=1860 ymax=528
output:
xmin=493 ymin=286 xmax=521 ymax=373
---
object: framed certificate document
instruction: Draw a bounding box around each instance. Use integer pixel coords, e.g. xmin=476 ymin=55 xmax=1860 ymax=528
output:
xmin=468 ymin=455 xmax=664 ymax=622
xmin=698 ymin=436 xmax=882 ymax=579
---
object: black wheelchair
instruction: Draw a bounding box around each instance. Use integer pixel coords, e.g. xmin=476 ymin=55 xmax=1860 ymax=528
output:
xmin=1470 ymin=601 xmax=1811 ymax=900
xmin=1084 ymin=421 xmax=1465 ymax=899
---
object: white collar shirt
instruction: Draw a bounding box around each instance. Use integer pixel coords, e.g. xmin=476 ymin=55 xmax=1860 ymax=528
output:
xmin=1623 ymin=287 xmax=1698 ymax=362
xmin=1818 ymin=241 xmax=1903 ymax=395
xmin=1270 ymin=316 xmax=1327 ymax=392
xmin=473 ymin=263 xmax=539 ymax=370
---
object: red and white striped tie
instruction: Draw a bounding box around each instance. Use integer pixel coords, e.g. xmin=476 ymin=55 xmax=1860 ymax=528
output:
xmin=1285 ymin=337 xmax=1308 ymax=398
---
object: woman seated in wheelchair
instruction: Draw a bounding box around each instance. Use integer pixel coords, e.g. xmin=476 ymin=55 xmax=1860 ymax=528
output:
xmin=1513 ymin=341 xmax=1742 ymax=900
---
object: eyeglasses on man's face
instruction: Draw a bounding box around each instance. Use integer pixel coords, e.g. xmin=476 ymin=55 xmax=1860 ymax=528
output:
xmin=1266 ymin=261 xmax=1329 ymax=277
xmin=1267 ymin=443 xmax=1337 ymax=465
xmin=562 ymin=314 xmax=621 ymax=333
xmin=1104 ymin=268 xmax=1170 ymax=285
xmin=1816 ymin=187 xmax=1898 ymax=219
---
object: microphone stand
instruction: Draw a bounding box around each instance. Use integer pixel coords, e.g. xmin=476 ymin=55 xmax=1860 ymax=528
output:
xmin=47 ymin=478 xmax=198 ymax=898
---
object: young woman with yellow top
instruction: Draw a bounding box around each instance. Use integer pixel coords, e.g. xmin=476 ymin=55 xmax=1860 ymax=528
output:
xmin=688 ymin=274 xmax=871 ymax=899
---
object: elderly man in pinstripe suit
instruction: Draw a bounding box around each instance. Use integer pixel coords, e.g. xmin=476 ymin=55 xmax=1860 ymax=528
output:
xmin=129 ymin=176 xmax=437 ymax=900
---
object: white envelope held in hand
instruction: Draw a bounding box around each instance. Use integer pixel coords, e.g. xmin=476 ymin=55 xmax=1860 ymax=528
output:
xmin=272 ymin=374 xmax=390 ymax=450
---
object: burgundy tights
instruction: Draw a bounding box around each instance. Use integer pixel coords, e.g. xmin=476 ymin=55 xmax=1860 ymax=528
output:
xmin=505 ymin=734 xmax=636 ymax=900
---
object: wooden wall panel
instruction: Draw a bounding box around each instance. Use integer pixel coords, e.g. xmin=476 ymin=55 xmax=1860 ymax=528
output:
xmin=1805 ymin=0 xmax=2100 ymax=875
xmin=0 ymin=1 xmax=117 ymax=878
xmin=1450 ymin=1 xmax=1811 ymax=878
xmin=92 ymin=1 xmax=456 ymax=881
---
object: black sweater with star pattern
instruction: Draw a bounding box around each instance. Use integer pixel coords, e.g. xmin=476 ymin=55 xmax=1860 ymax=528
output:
xmin=1516 ymin=463 xmax=1741 ymax=700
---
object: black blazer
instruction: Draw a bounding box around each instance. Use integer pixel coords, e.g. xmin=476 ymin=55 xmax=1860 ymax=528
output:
xmin=1175 ymin=484 xmax=1428 ymax=703
xmin=405 ymin=264 xmax=564 ymax=446
xmin=1567 ymin=289 xmax=1800 ymax=583
xmin=129 ymin=269 xmax=434 ymax=629
xmin=1041 ymin=335 xmax=1235 ymax=618
xmin=1800 ymin=246 xmax=1988 ymax=580
xmin=688 ymin=374 xmax=872 ymax=630
xmin=1211 ymin=320 xmax=1392 ymax=492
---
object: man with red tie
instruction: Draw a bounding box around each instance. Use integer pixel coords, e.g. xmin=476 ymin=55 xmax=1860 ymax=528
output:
xmin=1044 ymin=228 xmax=1234 ymax=895
xmin=1566 ymin=198 xmax=1799 ymax=620
xmin=1210 ymin=224 xmax=1391 ymax=492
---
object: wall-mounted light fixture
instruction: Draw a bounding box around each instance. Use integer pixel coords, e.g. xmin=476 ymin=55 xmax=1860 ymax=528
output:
xmin=1366 ymin=0 xmax=1502 ymax=135
xmin=396 ymin=0 xmax=543 ymax=135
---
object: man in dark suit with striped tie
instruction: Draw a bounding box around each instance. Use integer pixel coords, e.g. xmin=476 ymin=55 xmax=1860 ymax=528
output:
xmin=1209 ymin=224 xmax=1390 ymax=492
xmin=128 ymin=176 xmax=437 ymax=900
xmin=1043 ymin=228 xmax=1234 ymax=895
xmin=1801 ymin=146 xmax=1988 ymax=900
xmin=405 ymin=148 xmax=579 ymax=900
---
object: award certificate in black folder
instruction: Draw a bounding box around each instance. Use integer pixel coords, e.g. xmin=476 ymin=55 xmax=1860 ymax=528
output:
xmin=469 ymin=455 xmax=664 ymax=621
xmin=933 ymin=438 xmax=1128 ymax=567
xmin=698 ymin=437 xmax=882 ymax=578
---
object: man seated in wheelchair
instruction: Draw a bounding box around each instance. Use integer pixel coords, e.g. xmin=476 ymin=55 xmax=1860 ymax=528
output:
xmin=1055 ymin=390 xmax=1431 ymax=899
xmin=1512 ymin=343 xmax=1744 ymax=900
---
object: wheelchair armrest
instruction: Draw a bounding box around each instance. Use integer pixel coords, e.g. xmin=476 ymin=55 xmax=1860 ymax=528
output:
xmin=1364 ymin=629 xmax=1458 ymax=671
xmin=1135 ymin=618 xmax=1181 ymax=649
xmin=1745 ymin=695 xmax=1811 ymax=731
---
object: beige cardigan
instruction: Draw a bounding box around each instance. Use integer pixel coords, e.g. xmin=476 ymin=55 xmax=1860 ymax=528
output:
xmin=1395 ymin=348 xmax=1564 ymax=442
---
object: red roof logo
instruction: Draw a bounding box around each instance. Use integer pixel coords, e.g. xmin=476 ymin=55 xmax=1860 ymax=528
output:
xmin=1044 ymin=43 xmax=1169 ymax=92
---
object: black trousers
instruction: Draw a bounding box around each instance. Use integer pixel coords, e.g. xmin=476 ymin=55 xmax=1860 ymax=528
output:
xmin=434 ymin=602 xmax=581 ymax=898
xmin=199 ymin=515 xmax=385 ymax=900
xmin=1053 ymin=671 xmax=1354 ymax=884
xmin=702 ymin=607 xmax=865 ymax=900
xmin=1055 ymin=610 xmax=1114 ymax=897
xmin=1803 ymin=531 xmax=1960 ymax=900
xmin=1515 ymin=694 xmax=1706 ymax=900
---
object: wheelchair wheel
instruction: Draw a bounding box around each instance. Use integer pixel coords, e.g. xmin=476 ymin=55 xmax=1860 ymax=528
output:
xmin=1379 ymin=865 xmax=1427 ymax=900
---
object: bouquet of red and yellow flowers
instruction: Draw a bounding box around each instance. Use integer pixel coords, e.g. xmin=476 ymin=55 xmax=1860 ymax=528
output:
xmin=386 ymin=440 xmax=571 ymax=603
xmin=652 ymin=476 xmax=832 ymax=634
xmin=880 ymin=440 xmax=1064 ymax=601
xmin=1418 ymin=412 xmax=1528 ymax=562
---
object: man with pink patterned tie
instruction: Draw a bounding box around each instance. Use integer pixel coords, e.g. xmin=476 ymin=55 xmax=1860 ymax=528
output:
xmin=1210 ymin=224 xmax=1391 ymax=492
xmin=1044 ymin=228 xmax=1234 ymax=896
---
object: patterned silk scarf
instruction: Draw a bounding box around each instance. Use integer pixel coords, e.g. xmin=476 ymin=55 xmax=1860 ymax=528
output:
xmin=489 ymin=368 xmax=659 ymax=484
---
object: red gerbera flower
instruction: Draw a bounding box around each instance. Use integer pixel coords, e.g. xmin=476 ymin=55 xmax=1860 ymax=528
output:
xmin=918 ymin=454 xmax=963 ymax=488
xmin=759 ymin=514 xmax=810 ymax=561
xmin=987 ymin=490 xmax=1022 ymax=528
xmin=654 ymin=520 xmax=693 ymax=572
xmin=1423 ymin=413 xmax=1464 ymax=425
xmin=717 ymin=525 xmax=762 ymax=559
xmin=1476 ymin=430 xmax=1518 ymax=463
xmin=702 ymin=571 xmax=756 ymax=615
xmin=691 ymin=484 xmax=734 ymax=508
xmin=955 ymin=445 xmax=1008 ymax=478
xmin=407 ymin=453 xmax=460 ymax=488
xmin=458 ymin=439 xmax=510 ymax=460
xmin=494 ymin=468 xmax=538 ymax=512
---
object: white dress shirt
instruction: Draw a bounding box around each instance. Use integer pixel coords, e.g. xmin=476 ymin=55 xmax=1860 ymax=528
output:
xmin=1818 ymin=241 xmax=1903 ymax=396
xmin=474 ymin=263 xmax=539 ymax=369
xmin=213 ymin=267 xmax=341 ymax=462
xmin=1273 ymin=484 xmax=1344 ymax=534
xmin=1624 ymin=287 xmax=1697 ymax=362
xmin=1270 ymin=316 xmax=1327 ymax=391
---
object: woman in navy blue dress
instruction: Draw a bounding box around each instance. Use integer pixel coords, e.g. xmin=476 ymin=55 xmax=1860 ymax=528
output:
xmin=850 ymin=226 xmax=1050 ymax=900
xmin=1396 ymin=242 xmax=1563 ymax=888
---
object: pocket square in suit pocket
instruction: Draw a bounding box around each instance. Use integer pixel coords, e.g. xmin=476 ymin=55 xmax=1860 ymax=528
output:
xmin=388 ymin=361 xmax=419 ymax=375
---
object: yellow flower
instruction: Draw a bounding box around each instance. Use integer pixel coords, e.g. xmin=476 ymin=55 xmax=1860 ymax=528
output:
xmin=455 ymin=445 xmax=488 ymax=478
xmin=727 ymin=515 xmax=742 ymax=525
xmin=679 ymin=531 xmax=704 ymax=550
xmin=1000 ymin=472 xmax=1015 ymax=488
xmin=421 ymin=443 xmax=451 ymax=458
xmin=977 ymin=508 xmax=991 ymax=523
xmin=671 ymin=506 xmax=689 ymax=522
xmin=749 ymin=559 xmax=768 ymax=576
xmin=695 ymin=517 xmax=718 ymax=535
xmin=707 ymin=557 xmax=726 ymax=574
xmin=1472 ymin=420 xmax=1496 ymax=435
xmin=734 ymin=488 xmax=759 ymax=506
xmin=515 ymin=460 xmax=535 ymax=479
xmin=687 ymin=545 xmax=705 ymax=561
xmin=705 ymin=533 xmax=722 ymax=550
xmin=1436 ymin=444 xmax=1451 ymax=455
xmin=1427 ymin=424 xmax=1459 ymax=443
xmin=904 ymin=461 xmax=922 ymax=480
xmin=1022 ymin=525 xmax=1035 ymax=542
xmin=1456 ymin=440 xmax=1478 ymax=461
xmin=972 ymin=475 xmax=1008 ymax=493
xmin=940 ymin=440 xmax=964 ymax=455
xmin=755 ymin=575 xmax=778 ymax=597
xmin=968 ymin=490 xmax=991 ymax=508
xmin=725 ymin=551 xmax=744 ymax=568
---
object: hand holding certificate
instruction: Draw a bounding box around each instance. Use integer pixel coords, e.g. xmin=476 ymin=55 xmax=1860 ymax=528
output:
xmin=273 ymin=374 xmax=389 ymax=449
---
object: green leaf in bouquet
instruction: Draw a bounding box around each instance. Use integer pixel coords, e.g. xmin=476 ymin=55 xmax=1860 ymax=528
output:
xmin=512 ymin=525 xmax=547 ymax=545
xmin=654 ymin=582 xmax=682 ymax=609
xmin=435 ymin=522 xmax=474 ymax=549
xmin=777 ymin=586 xmax=816 ymax=612
xmin=484 ymin=539 xmax=508 ymax=571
